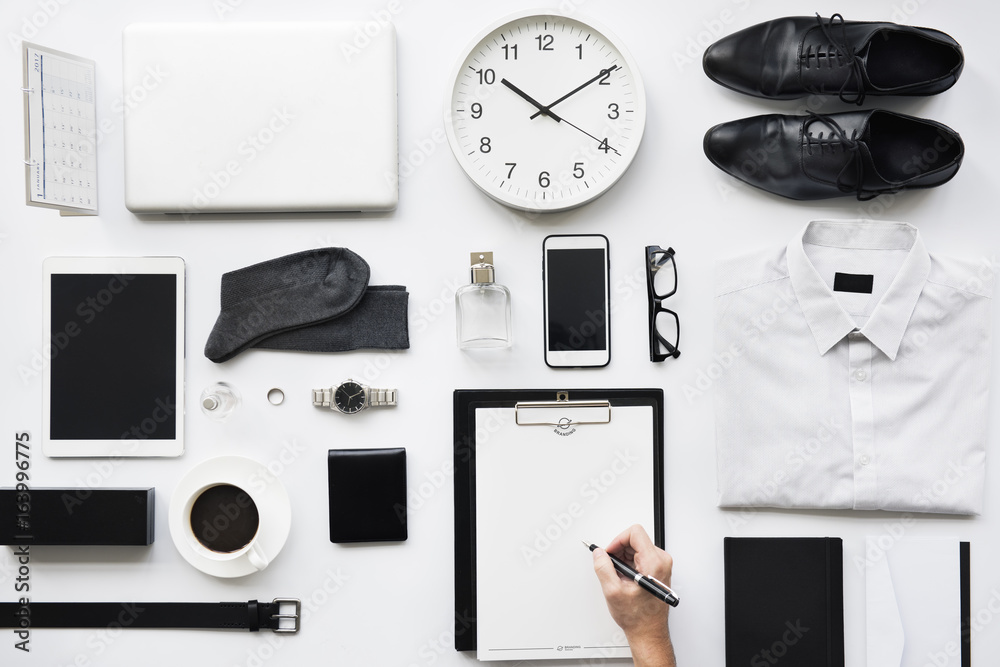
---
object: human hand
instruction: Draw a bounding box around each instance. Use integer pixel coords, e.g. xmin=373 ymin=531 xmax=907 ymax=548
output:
xmin=592 ymin=525 xmax=676 ymax=667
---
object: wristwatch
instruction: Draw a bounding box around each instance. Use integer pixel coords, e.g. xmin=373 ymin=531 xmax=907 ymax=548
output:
xmin=312 ymin=379 xmax=397 ymax=415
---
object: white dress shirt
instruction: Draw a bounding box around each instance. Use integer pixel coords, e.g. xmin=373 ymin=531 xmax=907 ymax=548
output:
xmin=714 ymin=220 xmax=992 ymax=514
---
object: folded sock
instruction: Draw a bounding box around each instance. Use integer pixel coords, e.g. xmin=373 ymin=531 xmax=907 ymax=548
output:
xmin=255 ymin=286 xmax=409 ymax=352
xmin=204 ymin=248 xmax=408 ymax=363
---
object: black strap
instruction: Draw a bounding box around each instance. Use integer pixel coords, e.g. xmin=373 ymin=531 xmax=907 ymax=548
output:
xmin=0 ymin=598 xmax=299 ymax=633
xmin=960 ymin=541 xmax=971 ymax=667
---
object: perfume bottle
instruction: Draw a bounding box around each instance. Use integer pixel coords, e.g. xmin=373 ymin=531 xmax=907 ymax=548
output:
xmin=200 ymin=382 xmax=241 ymax=422
xmin=456 ymin=252 xmax=512 ymax=349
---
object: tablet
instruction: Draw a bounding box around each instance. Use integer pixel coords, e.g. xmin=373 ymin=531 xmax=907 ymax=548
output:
xmin=42 ymin=257 xmax=185 ymax=457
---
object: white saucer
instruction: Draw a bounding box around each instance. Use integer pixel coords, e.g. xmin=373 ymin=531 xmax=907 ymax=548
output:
xmin=169 ymin=455 xmax=291 ymax=578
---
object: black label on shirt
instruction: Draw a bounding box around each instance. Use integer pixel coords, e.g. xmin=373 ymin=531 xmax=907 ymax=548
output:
xmin=833 ymin=272 xmax=874 ymax=294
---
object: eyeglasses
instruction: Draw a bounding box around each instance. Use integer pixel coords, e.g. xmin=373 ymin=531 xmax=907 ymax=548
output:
xmin=645 ymin=245 xmax=680 ymax=362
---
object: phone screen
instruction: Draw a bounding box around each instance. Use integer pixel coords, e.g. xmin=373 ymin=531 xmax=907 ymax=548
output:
xmin=545 ymin=247 xmax=608 ymax=352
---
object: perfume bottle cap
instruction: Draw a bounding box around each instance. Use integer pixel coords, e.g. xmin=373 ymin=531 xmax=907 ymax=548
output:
xmin=470 ymin=251 xmax=496 ymax=284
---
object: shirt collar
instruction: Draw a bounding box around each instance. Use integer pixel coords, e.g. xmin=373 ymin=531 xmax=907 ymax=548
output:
xmin=786 ymin=220 xmax=931 ymax=360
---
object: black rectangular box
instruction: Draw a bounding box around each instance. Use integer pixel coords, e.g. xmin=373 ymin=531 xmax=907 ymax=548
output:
xmin=0 ymin=488 xmax=154 ymax=546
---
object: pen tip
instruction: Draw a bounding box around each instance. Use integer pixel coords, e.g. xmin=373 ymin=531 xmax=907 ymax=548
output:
xmin=581 ymin=540 xmax=590 ymax=548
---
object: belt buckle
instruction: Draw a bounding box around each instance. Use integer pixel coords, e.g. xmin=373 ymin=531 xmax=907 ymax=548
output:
xmin=270 ymin=598 xmax=301 ymax=633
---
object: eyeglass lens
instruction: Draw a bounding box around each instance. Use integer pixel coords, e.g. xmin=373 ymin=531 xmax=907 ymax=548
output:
xmin=649 ymin=250 xmax=676 ymax=298
xmin=654 ymin=309 xmax=679 ymax=351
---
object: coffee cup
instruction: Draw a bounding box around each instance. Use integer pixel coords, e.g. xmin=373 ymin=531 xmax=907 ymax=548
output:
xmin=182 ymin=483 xmax=269 ymax=571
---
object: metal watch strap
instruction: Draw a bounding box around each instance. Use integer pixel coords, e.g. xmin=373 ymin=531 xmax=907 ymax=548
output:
xmin=312 ymin=387 xmax=335 ymax=408
xmin=366 ymin=387 xmax=397 ymax=407
xmin=0 ymin=598 xmax=300 ymax=633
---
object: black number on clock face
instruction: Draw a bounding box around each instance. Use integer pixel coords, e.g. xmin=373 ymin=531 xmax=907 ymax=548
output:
xmin=505 ymin=163 xmax=516 ymax=178
xmin=502 ymin=44 xmax=518 ymax=60
xmin=480 ymin=137 xmax=492 ymax=153
xmin=608 ymin=103 xmax=619 ymax=119
xmin=471 ymin=103 xmax=483 ymax=119
xmin=538 ymin=171 xmax=550 ymax=188
xmin=536 ymin=34 xmax=554 ymax=51
xmin=475 ymin=68 xmax=495 ymax=85
xmin=599 ymin=69 xmax=612 ymax=85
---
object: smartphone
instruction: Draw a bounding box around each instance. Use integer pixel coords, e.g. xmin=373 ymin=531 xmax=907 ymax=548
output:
xmin=542 ymin=234 xmax=611 ymax=368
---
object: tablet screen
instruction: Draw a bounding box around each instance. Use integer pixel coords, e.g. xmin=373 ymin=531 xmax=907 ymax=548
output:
xmin=43 ymin=257 xmax=184 ymax=457
xmin=50 ymin=273 xmax=177 ymax=440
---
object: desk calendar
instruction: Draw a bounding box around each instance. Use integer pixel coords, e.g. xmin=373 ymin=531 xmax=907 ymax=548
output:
xmin=22 ymin=42 xmax=98 ymax=215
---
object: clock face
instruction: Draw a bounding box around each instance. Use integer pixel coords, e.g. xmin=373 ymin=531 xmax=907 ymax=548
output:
xmin=334 ymin=382 xmax=366 ymax=414
xmin=445 ymin=11 xmax=646 ymax=213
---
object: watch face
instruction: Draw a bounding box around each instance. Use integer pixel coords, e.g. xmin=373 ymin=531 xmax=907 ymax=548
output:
xmin=334 ymin=382 xmax=366 ymax=414
xmin=445 ymin=11 xmax=646 ymax=213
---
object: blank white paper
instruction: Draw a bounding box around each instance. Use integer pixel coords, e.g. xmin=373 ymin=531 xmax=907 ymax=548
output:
xmin=475 ymin=405 xmax=656 ymax=661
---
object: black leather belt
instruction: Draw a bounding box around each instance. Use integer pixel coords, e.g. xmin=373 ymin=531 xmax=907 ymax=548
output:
xmin=0 ymin=598 xmax=300 ymax=633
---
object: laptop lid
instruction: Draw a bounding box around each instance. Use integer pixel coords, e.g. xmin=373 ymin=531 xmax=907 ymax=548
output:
xmin=123 ymin=22 xmax=397 ymax=214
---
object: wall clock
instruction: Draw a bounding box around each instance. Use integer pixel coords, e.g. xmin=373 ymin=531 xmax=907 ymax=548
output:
xmin=444 ymin=10 xmax=646 ymax=213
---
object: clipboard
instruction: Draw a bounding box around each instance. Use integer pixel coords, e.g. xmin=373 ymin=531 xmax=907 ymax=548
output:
xmin=453 ymin=388 xmax=664 ymax=658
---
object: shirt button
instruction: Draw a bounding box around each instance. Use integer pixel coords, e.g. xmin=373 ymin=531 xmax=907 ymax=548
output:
xmin=859 ymin=455 xmax=871 ymax=466
xmin=854 ymin=369 xmax=867 ymax=381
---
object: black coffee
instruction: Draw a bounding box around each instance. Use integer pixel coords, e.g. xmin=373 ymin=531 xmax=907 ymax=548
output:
xmin=189 ymin=484 xmax=260 ymax=553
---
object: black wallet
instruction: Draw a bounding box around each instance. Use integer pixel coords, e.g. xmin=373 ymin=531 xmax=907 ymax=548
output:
xmin=327 ymin=448 xmax=407 ymax=543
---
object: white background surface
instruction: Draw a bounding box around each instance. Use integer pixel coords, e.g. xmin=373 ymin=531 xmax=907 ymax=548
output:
xmin=1 ymin=0 xmax=998 ymax=666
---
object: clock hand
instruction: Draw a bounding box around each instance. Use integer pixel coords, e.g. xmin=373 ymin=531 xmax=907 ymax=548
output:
xmin=529 ymin=65 xmax=620 ymax=120
xmin=500 ymin=78 xmax=563 ymax=122
xmin=559 ymin=117 xmax=622 ymax=156
xmin=502 ymin=74 xmax=620 ymax=154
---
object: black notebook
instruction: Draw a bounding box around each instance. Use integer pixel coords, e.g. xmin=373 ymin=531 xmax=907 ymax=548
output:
xmin=724 ymin=537 xmax=845 ymax=667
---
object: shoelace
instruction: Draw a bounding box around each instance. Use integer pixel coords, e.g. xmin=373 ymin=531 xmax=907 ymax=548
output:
xmin=805 ymin=111 xmax=878 ymax=201
xmin=813 ymin=13 xmax=867 ymax=106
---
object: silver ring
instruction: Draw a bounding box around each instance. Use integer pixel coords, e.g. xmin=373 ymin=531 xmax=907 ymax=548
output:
xmin=267 ymin=388 xmax=285 ymax=406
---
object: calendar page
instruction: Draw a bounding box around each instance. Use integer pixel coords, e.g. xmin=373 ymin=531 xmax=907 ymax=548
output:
xmin=23 ymin=42 xmax=98 ymax=215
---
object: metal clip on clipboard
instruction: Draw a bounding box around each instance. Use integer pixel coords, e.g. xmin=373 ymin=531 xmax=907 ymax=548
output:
xmin=514 ymin=391 xmax=612 ymax=427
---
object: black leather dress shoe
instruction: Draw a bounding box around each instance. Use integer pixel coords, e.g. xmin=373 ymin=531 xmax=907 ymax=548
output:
xmin=703 ymin=14 xmax=963 ymax=104
xmin=703 ymin=110 xmax=963 ymax=200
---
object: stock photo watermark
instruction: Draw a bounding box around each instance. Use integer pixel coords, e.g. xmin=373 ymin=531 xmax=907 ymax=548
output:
xmin=9 ymin=432 xmax=33 ymax=652
xmin=406 ymin=611 xmax=476 ymax=667
xmin=749 ymin=620 xmax=810 ymax=667
xmin=671 ymin=0 xmax=752 ymax=72
xmin=7 ymin=0 xmax=73 ymax=52
xmin=18 ymin=272 xmax=136 ymax=385
xmin=189 ymin=107 xmax=295 ymax=211
xmin=683 ymin=280 xmax=796 ymax=403
xmin=410 ymin=274 xmax=465 ymax=337
xmin=246 ymin=439 xmax=307 ymax=495
xmin=339 ymin=0 xmax=403 ymax=63
xmin=725 ymin=416 xmax=843 ymax=531
xmin=521 ymin=448 xmax=640 ymax=565
xmin=396 ymin=408 xmax=510 ymax=524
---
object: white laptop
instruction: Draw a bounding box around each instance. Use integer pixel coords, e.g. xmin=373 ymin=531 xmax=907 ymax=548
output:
xmin=123 ymin=22 xmax=397 ymax=214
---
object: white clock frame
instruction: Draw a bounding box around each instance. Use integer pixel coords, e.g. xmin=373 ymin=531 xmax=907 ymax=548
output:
xmin=444 ymin=10 xmax=647 ymax=213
